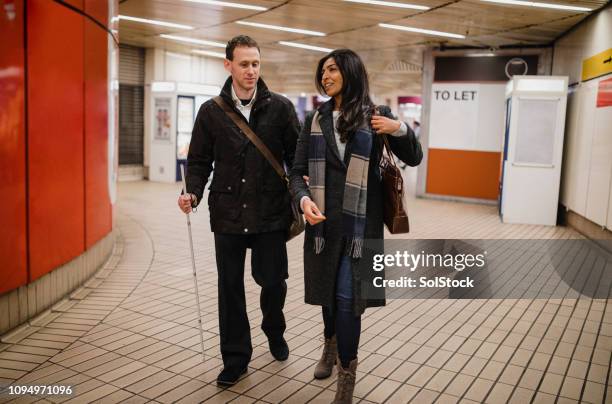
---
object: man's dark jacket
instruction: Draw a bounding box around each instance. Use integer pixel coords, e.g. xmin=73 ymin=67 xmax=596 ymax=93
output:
xmin=186 ymin=77 xmax=300 ymax=234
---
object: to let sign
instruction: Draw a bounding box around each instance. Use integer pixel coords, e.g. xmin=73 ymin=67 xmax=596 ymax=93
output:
xmin=433 ymin=90 xmax=477 ymax=101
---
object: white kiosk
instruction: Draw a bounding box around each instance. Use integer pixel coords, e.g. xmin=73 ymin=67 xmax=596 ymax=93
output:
xmin=148 ymin=82 xmax=220 ymax=183
xmin=500 ymin=76 xmax=569 ymax=226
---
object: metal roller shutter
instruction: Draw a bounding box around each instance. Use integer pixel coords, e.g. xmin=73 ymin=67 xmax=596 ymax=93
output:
xmin=118 ymin=44 xmax=144 ymax=165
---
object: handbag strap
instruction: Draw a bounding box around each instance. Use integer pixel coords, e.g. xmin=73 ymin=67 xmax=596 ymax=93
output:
xmin=372 ymin=106 xmax=398 ymax=169
xmin=213 ymin=96 xmax=288 ymax=185
xmin=381 ymin=135 xmax=397 ymax=166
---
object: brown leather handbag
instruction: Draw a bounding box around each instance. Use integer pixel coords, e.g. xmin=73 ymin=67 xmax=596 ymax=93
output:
xmin=380 ymin=135 xmax=410 ymax=233
xmin=212 ymin=96 xmax=305 ymax=241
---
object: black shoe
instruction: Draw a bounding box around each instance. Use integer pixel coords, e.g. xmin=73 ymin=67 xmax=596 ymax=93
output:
xmin=269 ymin=337 xmax=289 ymax=361
xmin=216 ymin=366 xmax=247 ymax=386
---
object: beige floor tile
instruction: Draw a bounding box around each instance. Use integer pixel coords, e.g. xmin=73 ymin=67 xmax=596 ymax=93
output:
xmin=406 ymin=365 xmax=437 ymax=388
xmin=63 ymin=384 xmax=118 ymax=404
xmin=442 ymin=353 xmax=471 ymax=373
xmin=485 ymin=381 xmax=514 ymax=403
xmin=365 ymin=379 xmax=402 ymax=402
xmin=90 ymin=389 xmax=133 ymax=403
xmin=242 ymin=374 xmax=287 ymax=399
xmin=425 ymin=369 xmax=456 ymax=393
xmin=204 ymin=390 xmax=241 ymax=403
xmin=122 ymin=370 xmax=174 ymax=394
xmin=443 ymin=373 xmax=474 ymax=397
xmin=498 ymin=364 xmax=524 ymax=386
xmin=175 ymin=384 xmax=224 ymax=403
xmin=155 ymin=379 xmax=207 ymax=403
xmin=464 ymin=378 xmax=494 ymax=402
xmin=538 ymin=372 xmax=564 ymax=395
xmin=410 ymin=388 xmax=439 ymax=404
xmin=508 ymin=386 xmax=535 ymax=403
xmin=518 ymin=368 xmax=543 ymax=390
xmin=581 ymin=381 xmax=605 ymax=404
xmin=282 ymin=384 xmax=323 ymax=404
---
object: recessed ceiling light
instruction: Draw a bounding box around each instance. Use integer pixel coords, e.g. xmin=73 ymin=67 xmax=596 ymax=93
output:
xmin=118 ymin=15 xmax=194 ymax=30
xmin=237 ymin=21 xmax=326 ymax=36
xmin=183 ymin=0 xmax=267 ymax=10
xmin=465 ymin=53 xmax=497 ymax=57
xmin=480 ymin=0 xmax=591 ymax=11
xmin=379 ymin=23 xmax=465 ymax=39
xmin=344 ymin=0 xmax=429 ymax=10
xmin=192 ymin=49 xmax=227 ymax=58
xmin=278 ymin=41 xmax=332 ymax=53
xmin=161 ymin=34 xmax=226 ymax=48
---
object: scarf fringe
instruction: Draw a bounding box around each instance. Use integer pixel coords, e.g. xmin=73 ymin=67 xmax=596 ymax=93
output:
xmin=314 ymin=236 xmax=325 ymax=255
xmin=345 ymin=237 xmax=363 ymax=259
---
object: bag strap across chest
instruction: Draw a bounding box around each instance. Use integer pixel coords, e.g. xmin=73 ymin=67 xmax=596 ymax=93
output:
xmin=212 ymin=96 xmax=288 ymax=184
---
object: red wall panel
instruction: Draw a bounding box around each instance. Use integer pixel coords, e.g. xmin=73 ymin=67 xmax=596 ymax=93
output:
xmin=27 ymin=0 xmax=85 ymax=281
xmin=84 ymin=1 xmax=112 ymax=248
xmin=0 ymin=0 xmax=27 ymax=294
xmin=85 ymin=0 xmax=107 ymax=24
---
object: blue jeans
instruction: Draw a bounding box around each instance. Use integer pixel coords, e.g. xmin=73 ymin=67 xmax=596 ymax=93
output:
xmin=322 ymin=256 xmax=361 ymax=367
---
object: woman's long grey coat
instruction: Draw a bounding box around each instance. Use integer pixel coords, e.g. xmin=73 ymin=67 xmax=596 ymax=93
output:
xmin=289 ymin=100 xmax=423 ymax=315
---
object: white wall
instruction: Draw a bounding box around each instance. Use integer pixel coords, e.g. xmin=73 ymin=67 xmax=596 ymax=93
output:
xmin=555 ymin=6 xmax=612 ymax=230
xmin=553 ymin=6 xmax=611 ymax=85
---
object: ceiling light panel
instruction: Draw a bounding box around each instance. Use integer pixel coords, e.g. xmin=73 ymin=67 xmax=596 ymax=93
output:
xmin=379 ymin=23 xmax=465 ymax=39
xmin=480 ymin=0 xmax=591 ymax=11
xmin=183 ymin=0 xmax=267 ymax=11
xmin=161 ymin=34 xmax=226 ymax=47
xmin=192 ymin=49 xmax=227 ymax=58
xmin=118 ymin=15 xmax=194 ymax=30
xmin=237 ymin=21 xmax=326 ymax=36
xmin=278 ymin=41 xmax=333 ymax=53
xmin=344 ymin=0 xmax=429 ymax=10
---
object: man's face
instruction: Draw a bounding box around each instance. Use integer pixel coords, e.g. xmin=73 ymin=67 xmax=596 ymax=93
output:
xmin=224 ymin=46 xmax=260 ymax=93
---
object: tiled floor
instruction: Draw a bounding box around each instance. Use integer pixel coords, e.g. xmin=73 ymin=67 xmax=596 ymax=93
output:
xmin=0 ymin=180 xmax=610 ymax=403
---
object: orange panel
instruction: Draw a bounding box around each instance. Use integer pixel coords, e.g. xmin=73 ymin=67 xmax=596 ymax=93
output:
xmin=426 ymin=149 xmax=501 ymax=200
xmin=84 ymin=3 xmax=112 ymax=248
xmin=27 ymin=0 xmax=85 ymax=281
xmin=0 ymin=0 xmax=27 ymax=294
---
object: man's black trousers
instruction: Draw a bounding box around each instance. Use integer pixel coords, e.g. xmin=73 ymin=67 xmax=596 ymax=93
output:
xmin=213 ymin=231 xmax=288 ymax=370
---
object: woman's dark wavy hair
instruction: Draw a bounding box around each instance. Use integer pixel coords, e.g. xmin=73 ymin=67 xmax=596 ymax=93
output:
xmin=315 ymin=49 xmax=374 ymax=143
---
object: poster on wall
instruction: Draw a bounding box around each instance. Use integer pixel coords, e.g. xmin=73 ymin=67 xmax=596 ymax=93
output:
xmin=177 ymin=96 xmax=195 ymax=160
xmin=154 ymin=97 xmax=172 ymax=142
xmin=429 ymin=83 xmax=506 ymax=152
xmin=596 ymin=76 xmax=612 ymax=108
xmin=177 ymin=96 xmax=194 ymax=133
xmin=429 ymin=83 xmax=480 ymax=150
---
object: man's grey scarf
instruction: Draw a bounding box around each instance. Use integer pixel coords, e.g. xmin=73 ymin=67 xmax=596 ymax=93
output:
xmin=308 ymin=111 xmax=373 ymax=258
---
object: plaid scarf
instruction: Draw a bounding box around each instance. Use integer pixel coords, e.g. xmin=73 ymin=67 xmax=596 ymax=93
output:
xmin=308 ymin=111 xmax=373 ymax=258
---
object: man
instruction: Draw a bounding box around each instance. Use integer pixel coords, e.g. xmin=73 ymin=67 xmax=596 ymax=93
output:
xmin=177 ymin=35 xmax=300 ymax=386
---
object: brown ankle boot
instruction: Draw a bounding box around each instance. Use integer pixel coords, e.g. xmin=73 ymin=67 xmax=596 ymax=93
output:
xmin=332 ymin=357 xmax=357 ymax=404
xmin=314 ymin=335 xmax=337 ymax=379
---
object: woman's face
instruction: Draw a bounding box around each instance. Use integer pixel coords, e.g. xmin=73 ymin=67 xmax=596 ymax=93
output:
xmin=320 ymin=57 xmax=343 ymax=98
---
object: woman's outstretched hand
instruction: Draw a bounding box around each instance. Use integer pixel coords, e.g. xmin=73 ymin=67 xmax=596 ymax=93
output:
xmin=371 ymin=115 xmax=401 ymax=135
xmin=303 ymin=198 xmax=326 ymax=226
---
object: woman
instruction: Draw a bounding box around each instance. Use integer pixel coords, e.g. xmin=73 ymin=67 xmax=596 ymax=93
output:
xmin=289 ymin=49 xmax=422 ymax=403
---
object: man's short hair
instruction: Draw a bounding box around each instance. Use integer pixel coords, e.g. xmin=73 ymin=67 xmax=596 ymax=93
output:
xmin=226 ymin=35 xmax=260 ymax=60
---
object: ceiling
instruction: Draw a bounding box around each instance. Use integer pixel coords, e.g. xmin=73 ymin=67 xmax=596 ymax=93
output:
xmin=118 ymin=0 xmax=608 ymax=94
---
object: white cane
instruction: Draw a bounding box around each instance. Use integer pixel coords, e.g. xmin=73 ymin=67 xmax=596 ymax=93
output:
xmin=180 ymin=164 xmax=206 ymax=363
